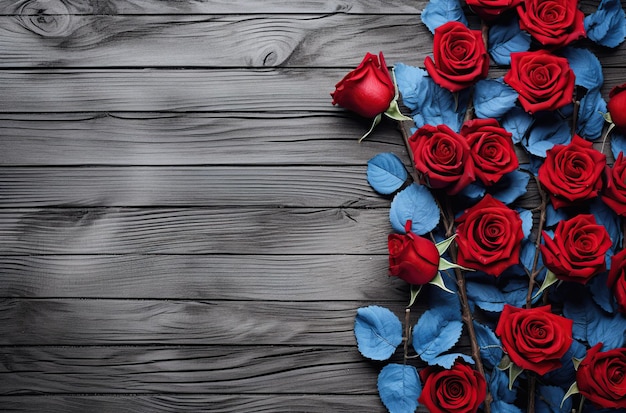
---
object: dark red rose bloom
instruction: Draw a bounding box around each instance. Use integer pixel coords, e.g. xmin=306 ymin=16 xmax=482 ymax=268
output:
xmin=409 ymin=124 xmax=476 ymax=195
xmin=466 ymin=0 xmax=522 ymax=20
xmin=608 ymin=249 xmax=626 ymax=313
xmin=538 ymin=135 xmax=606 ymax=210
xmin=418 ymin=361 xmax=486 ymax=413
xmin=576 ymin=343 xmax=626 ymax=409
xmin=388 ymin=230 xmax=439 ymax=285
xmin=455 ymin=194 xmax=523 ymax=277
xmin=504 ymin=50 xmax=575 ymax=114
xmin=517 ymin=0 xmax=586 ymax=48
xmin=424 ymin=21 xmax=489 ymax=93
xmin=331 ymin=52 xmax=395 ymax=118
xmin=608 ymin=83 xmax=626 ymax=133
xmin=460 ymin=118 xmax=519 ymax=186
xmin=496 ymin=304 xmax=573 ymax=376
xmin=603 ymin=152 xmax=626 ymax=216
xmin=540 ymin=214 xmax=612 ymax=284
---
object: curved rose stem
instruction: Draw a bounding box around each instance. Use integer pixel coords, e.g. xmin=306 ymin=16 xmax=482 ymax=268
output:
xmin=526 ymin=174 xmax=548 ymax=309
xmin=403 ymin=308 xmax=411 ymax=364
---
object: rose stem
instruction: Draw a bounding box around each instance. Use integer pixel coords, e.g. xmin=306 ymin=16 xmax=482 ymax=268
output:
xmin=526 ymin=174 xmax=548 ymax=308
xmin=403 ymin=308 xmax=411 ymax=364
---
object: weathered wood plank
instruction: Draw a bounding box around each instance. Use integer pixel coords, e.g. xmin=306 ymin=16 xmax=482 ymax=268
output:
xmin=0 ymin=166 xmax=394 ymax=207
xmin=0 ymin=299 xmax=427 ymax=345
xmin=0 ymin=345 xmax=398 ymax=395
xmin=0 ymin=0 xmax=427 ymax=15
xmin=0 ymin=395 xmax=390 ymax=413
xmin=1 ymin=68 xmax=624 ymax=113
xmin=0 ymin=113 xmax=407 ymax=166
xmin=0 ymin=254 xmax=406 ymax=300
xmin=2 ymin=14 xmax=624 ymax=69
xmin=0 ymin=208 xmax=390 ymax=254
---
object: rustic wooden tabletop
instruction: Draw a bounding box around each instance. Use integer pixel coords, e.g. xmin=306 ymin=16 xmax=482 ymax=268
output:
xmin=0 ymin=0 xmax=624 ymax=412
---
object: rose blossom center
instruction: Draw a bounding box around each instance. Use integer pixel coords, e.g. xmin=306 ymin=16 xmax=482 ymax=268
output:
xmin=443 ymin=379 xmax=464 ymax=400
xmin=431 ymin=138 xmax=457 ymax=165
xmin=537 ymin=3 xmax=564 ymax=23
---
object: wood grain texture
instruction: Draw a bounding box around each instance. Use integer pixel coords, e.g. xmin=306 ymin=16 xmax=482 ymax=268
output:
xmin=0 ymin=299 xmax=426 ymax=345
xmin=0 ymin=113 xmax=407 ymax=166
xmin=0 ymin=254 xmax=405 ymax=300
xmin=2 ymin=68 xmax=624 ymax=113
xmin=0 ymin=208 xmax=390 ymax=254
xmin=0 ymin=395 xmax=389 ymax=413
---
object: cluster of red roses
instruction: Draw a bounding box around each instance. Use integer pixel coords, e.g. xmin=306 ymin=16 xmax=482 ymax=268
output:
xmin=333 ymin=0 xmax=626 ymax=412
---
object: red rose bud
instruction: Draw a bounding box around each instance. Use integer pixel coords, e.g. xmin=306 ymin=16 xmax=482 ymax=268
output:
xmin=331 ymin=52 xmax=395 ymax=118
xmin=418 ymin=361 xmax=487 ymax=413
xmin=608 ymin=248 xmax=626 ymax=313
xmin=461 ymin=118 xmax=519 ymax=186
xmin=455 ymin=195 xmax=523 ymax=277
xmin=576 ymin=343 xmax=626 ymax=409
xmin=388 ymin=231 xmax=439 ymax=285
xmin=517 ymin=0 xmax=586 ymax=48
xmin=608 ymin=83 xmax=626 ymax=133
xmin=409 ymin=124 xmax=476 ymax=195
xmin=496 ymin=304 xmax=573 ymax=376
xmin=504 ymin=50 xmax=575 ymax=114
xmin=424 ymin=21 xmax=489 ymax=93
xmin=538 ymin=135 xmax=606 ymax=210
xmin=602 ymin=152 xmax=626 ymax=216
xmin=466 ymin=0 xmax=522 ymax=21
xmin=540 ymin=214 xmax=612 ymax=284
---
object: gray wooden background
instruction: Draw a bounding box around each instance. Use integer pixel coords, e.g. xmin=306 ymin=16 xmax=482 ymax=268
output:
xmin=0 ymin=0 xmax=624 ymax=411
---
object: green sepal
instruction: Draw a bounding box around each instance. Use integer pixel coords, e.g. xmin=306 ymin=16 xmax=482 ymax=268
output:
xmin=497 ymin=355 xmax=524 ymax=390
xmin=602 ymin=111 xmax=613 ymax=124
xmin=561 ymin=382 xmax=580 ymax=408
xmin=408 ymin=284 xmax=422 ymax=307
xmin=358 ymin=113 xmax=382 ymax=143
xmin=572 ymin=357 xmax=583 ymax=370
xmin=532 ymin=269 xmax=559 ymax=300
xmin=428 ymin=272 xmax=454 ymax=294
xmin=438 ymin=257 xmax=473 ymax=272
xmin=383 ymin=99 xmax=412 ymax=122
xmin=435 ymin=234 xmax=456 ymax=255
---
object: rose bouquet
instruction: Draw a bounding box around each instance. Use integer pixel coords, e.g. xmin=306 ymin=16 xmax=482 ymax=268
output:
xmin=332 ymin=0 xmax=626 ymax=412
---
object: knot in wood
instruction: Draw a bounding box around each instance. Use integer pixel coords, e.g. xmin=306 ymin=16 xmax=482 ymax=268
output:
xmin=18 ymin=0 xmax=73 ymax=37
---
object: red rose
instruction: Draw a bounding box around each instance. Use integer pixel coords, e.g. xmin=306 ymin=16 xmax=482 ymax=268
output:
xmin=424 ymin=21 xmax=489 ymax=93
xmin=608 ymin=83 xmax=626 ymax=133
xmin=504 ymin=50 xmax=575 ymax=114
xmin=576 ymin=343 xmax=626 ymax=409
xmin=602 ymin=152 xmax=626 ymax=216
xmin=538 ymin=135 xmax=606 ymax=210
xmin=540 ymin=214 xmax=612 ymax=284
xmin=517 ymin=0 xmax=586 ymax=48
xmin=418 ymin=361 xmax=486 ymax=413
xmin=466 ymin=0 xmax=522 ymax=20
xmin=460 ymin=118 xmax=519 ymax=186
xmin=455 ymin=195 xmax=523 ymax=277
xmin=608 ymin=249 xmax=626 ymax=313
xmin=409 ymin=124 xmax=476 ymax=195
xmin=331 ymin=52 xmax=395 ymax=118
xmin=496 ymin=304 xmax=573 ymax=376
xmin=388 ymin=229 xmax=439 ymax=285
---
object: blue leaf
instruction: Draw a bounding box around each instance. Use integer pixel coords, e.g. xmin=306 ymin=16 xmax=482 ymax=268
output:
xmin=546 ymin=204 xmax=569 ymax=228
xmin=536 ymin=386 xmax=571 ymax=413
xmin=492 ymin=170 xmax=530 ymax=205
xmin=564 ymin=291 xmax=626 ymax=349
xmin=544 ymin=339 xmax=587 ymax=388
xmin=421 ymin=0 xmax=468 ymax=34
xmin=428 ymin=273 xmax=461 ymax=312
xmin=394 ymin=63 xmax=468 ymax=132
xmin=488 ymin=15 xmax=532 ymax=65
xmin=577 ymin=90 xmax=607 ymax=140
xmin=473 ymin=79 xmax=519 ymax=119
xmin=491 ymin=401 xmax=524 ymax=413
xmin=562 ymin=47 xmax=604 ymax=92
xmin=377 ymin=364 xmax=422 ymax=413
xmin=518 ymin=208 xmax=533 ymax=239
xmin=520 ymin=239 xmax=539 ymax=275
xmin=589 ymin=272 xmax=617 ymax=313
xmin=524 ymin=118 xmax=572 ymax=158
xmin=428 ymin=353 xmax=474 ymax=368
xmin=590 ymin=198 xmax=622 ymax=258
xmin=584 ymin=0 xmax=626 ymax=48
xmin=459 ymin=181 xmax=486 ymax=201
xmin=474 ymin=321 xmax=503 ymax=370
xmin=502 ymin=279 xmax=529 ymax=308
xmin=467 ymin=282 xmax=508 ymax=312
xmin=489 ymin=368 xmax=519 ymax=404
xmin=412 ymin=307 xmax=463 ymax=362
xmin=611 ymin=130 xmax=626 ymax=159
xmin=367 ymin=153 xmax=409 ymax=195
xmin=390 ymin=183 xmax=440 ymax=235
xmin=354 ymin=306 xmax=403 ymax=360
xmin=501 ymin=107 xmax=534 ymax=145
